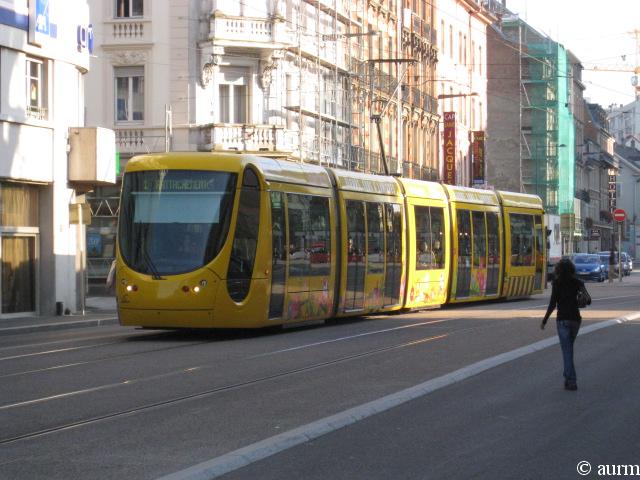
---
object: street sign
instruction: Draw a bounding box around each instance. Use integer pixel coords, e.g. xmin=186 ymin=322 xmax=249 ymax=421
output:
xmin=613 ymin=208 xmax=627 ymax=223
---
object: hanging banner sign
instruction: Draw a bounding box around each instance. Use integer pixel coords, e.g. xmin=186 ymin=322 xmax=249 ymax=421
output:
xmin=472 ymin=130 xmax=485 ymax=185
xmin=443 ymin=112 xmax=456 ymax=185
xmin=607 ymin=169 xmax=617 ymax=212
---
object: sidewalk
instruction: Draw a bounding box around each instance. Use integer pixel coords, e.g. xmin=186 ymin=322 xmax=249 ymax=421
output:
xmin=0 ymin=296 xmax=119 ymax=336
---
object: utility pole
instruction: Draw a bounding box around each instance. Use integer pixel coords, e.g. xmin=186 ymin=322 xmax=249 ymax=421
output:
xmin=369 ymin=59 xmax=416 ymax=176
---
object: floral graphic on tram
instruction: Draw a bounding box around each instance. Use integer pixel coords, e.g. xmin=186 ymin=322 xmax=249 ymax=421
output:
xmin=286 ymin=280 xmax=332 ymax=320
xmin=408 ymin=272 xmax=446 ymax=304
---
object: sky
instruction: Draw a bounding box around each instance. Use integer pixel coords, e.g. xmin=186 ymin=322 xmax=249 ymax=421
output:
xmin=505 ymin=0 xmax=640 ymax=109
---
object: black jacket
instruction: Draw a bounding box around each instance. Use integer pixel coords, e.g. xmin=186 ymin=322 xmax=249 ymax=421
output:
xmin=543 ymin=276 xmax=584 ymax=323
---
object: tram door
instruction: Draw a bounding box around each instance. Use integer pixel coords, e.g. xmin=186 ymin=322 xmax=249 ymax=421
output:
xmin=285 ymin=194 xmax=332 ymax=321
xmin=384 ymin=203 xmax=402 ymax=307
xmin=365 ymin=203 xmax=385 ymax=310
xmin=455 ymin=210 xmax=472 ymax=298
xmin=268 ymin=192 xmax=285 ymax=319
xmin=486 ymin=212 xmax=500 ymax=296
xmin=471 ymin=211 xmax=487 ymax=297
xmin=533 ymin=215 xmax=544 ymax=291
xmin=344 ymin=201 xmax=365 ymax=311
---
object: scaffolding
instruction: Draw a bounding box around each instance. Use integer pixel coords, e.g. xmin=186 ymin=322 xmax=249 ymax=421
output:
xmin=283 ymin=0 xmax=439 ymax=177
xmin=504 ymin=18 xmax=575 ymax=217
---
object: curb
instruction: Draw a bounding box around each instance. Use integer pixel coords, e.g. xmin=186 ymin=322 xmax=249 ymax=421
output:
xmin=0 ymin=315 xmax=119 ymax=336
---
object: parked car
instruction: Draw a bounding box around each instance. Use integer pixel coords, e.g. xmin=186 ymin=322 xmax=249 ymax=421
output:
xmin=597 ymin=251 xmax=632 ymax=276
xmin=572 ymin=254 xmax=606 ymax=282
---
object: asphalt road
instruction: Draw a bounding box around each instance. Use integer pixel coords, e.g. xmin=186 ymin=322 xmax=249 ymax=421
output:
xmin=1 ymin=274 xmax=639 ymax=479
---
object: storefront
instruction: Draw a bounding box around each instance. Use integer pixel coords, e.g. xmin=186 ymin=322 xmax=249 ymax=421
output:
xmin=0 ymin=183 xmax=39 ymax=316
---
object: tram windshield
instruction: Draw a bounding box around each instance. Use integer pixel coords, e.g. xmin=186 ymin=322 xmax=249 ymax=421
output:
xmin=119 ymin=170 xmax=237 ymax=275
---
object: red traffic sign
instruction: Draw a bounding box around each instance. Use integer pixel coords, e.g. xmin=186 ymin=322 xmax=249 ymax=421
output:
xmin=613 ymin=208 xmax=627 ymax=222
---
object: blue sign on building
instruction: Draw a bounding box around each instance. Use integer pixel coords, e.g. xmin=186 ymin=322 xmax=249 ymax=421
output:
xmin=35 ymin=0 xmax=50 ymax=35
xmin=77 ymin=23 xmax=94 ymax=53
xmin=29 ymin=0 xmax=56 ymax=45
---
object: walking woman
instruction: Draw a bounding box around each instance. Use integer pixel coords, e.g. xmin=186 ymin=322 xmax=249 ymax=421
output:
xmin=540 ymin=258 xmax=587 ymax=391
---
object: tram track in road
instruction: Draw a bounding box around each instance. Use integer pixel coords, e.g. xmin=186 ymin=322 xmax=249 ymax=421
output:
xmin=0 ymin=332 xmax=448 ymax=447
xmin=0 ymin=330 xmax=226 ymax=378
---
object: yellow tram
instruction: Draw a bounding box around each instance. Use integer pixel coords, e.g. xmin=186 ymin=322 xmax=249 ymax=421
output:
xmin=115 ymin=152 xmax=545 ymax=329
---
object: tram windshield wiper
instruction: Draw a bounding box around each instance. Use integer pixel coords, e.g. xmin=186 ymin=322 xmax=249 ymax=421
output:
xmin=142 ymin=248 xmax=164 ymax=280
xmin=140 ymin=226 xmax=164 ymax=280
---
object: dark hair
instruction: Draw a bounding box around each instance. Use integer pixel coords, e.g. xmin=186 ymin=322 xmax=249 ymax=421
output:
xmin=554 ymin=258 xmax=576 ymax=284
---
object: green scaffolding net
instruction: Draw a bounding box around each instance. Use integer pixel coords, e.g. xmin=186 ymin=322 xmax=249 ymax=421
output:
xmin=522 ymin=36 xmax=575 ymax=216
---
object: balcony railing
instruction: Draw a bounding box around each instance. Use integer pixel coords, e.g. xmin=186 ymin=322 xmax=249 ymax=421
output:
xmin=104 ymin=19 xmax=152 ymax=44
xmin=206 ymin=124 xmax=293 ymax=152
xmin=211 ymin=15 xmax=289 ymax=46
xmin=26 ymin=105 xmax=47 ymax=120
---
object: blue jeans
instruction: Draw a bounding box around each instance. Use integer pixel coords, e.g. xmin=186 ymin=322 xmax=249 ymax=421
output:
xmin=557 ymin=320 xmax=580 ymax=384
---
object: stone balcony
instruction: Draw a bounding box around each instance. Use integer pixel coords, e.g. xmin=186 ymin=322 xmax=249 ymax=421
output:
xmin=210 ymin=14 xmax=290 ymax=49
xmin=103 ymin=18 xmax=152 ymax=45
xmin=203 ymin=124 xmax=294 ymax=153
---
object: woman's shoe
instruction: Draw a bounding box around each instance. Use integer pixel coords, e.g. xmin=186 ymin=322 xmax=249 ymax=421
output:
xmin=565 ymin=383 xmax=578 ymax=391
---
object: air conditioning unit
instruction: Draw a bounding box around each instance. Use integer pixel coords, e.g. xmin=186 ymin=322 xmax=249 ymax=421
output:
xmin=68 ymin=127 xmax=116 ymax=186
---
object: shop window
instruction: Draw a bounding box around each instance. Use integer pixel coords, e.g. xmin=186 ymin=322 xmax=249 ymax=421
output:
xmin=26 ymin=57 xmax=47 ymax=120
xmin=116 ymin=0 xmax=143 ymax=18
xmin=0 ymin=183 xmax=39 ymax=227
xmin=115 ymin=66 xmax=144 ymax=122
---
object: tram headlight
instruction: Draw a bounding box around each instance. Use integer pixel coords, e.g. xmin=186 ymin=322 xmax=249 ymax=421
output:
xmin=193 ymin=286 xmax=200 ymax=293
xmin=126 ymin=285 xmax=138 ymax=292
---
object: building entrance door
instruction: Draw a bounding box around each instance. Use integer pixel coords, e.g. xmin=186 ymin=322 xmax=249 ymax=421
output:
xmin=1 ymin=235 xmax=37 ymax=316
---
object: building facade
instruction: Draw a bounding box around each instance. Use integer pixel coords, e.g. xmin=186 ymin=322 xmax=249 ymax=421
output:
xmin=0 ymin=0 xmax=100 ymax=317
xmin=608 ymin=99 xmax=640 ymax=147
xmin=583 ymin=103 xmax=617 ymax=252
xmin=613 ymin=144 xmax=640 ymax=260
xmin=85 ymin=0 xmax=441 ymax=285
xmin=435 ymin=0 xmax=491 ymax=186
xmin=486 ymin=11 xmax=579 ymax=256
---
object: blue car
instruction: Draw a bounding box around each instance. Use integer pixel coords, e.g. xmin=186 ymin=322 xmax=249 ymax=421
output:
xmin=573 ymin=254 xmax=606 ymax=282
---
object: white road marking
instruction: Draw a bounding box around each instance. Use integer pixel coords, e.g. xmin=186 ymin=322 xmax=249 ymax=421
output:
xmin=252 ymin=318 xmax=453 ymax=357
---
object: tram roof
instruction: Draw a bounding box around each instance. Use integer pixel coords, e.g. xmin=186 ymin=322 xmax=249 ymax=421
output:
xmin=496 ymin=191 xmax=544 ymax=210
xmin=443 ymin=184 xmax=500 ymax=205
xmin=124 ymin=153 xmax=334 ymax=189
xmin=328 ymin=168 xmax=402 ymax=196
xmin=251 ymin=157 xmax=333 ymax=189
xmin=396 ymin=178 xmax=448 ymax=200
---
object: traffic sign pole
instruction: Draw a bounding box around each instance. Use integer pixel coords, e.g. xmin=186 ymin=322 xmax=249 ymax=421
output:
xmin=619 ymin=223 xmax=623 ymax=283
xmin=612 ymin=209 xmax=626 ymax=282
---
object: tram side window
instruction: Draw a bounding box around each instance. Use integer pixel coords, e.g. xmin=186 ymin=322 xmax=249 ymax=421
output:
xmin=287 ymin=194 xmax=331 ymax=277
xmin=457 ymin=210 xmax=472 ymax=260
xmin=415 ymin=206 xmax=445 ymax=270
xmin=287 ymin=194 xmax=310 ymax=277
xmin=309 ymin=196 xmax=331 ymax=276
xmin=227 ymin=168 xmax=260 ymax=302
xmin=347 ymin=201 xmax=365 ymax=260
xmin=430 ymin=208 xmax=445 ymax=269
xmin=472 ymin=211 xmax=487 ymax=268
xmin=509 ymin=213 xmax=534 ymax=266
xmin=487 ymin=212 xmax=499 ymax=266
xmin=367 ymin=203 xmax=384 ymax=274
